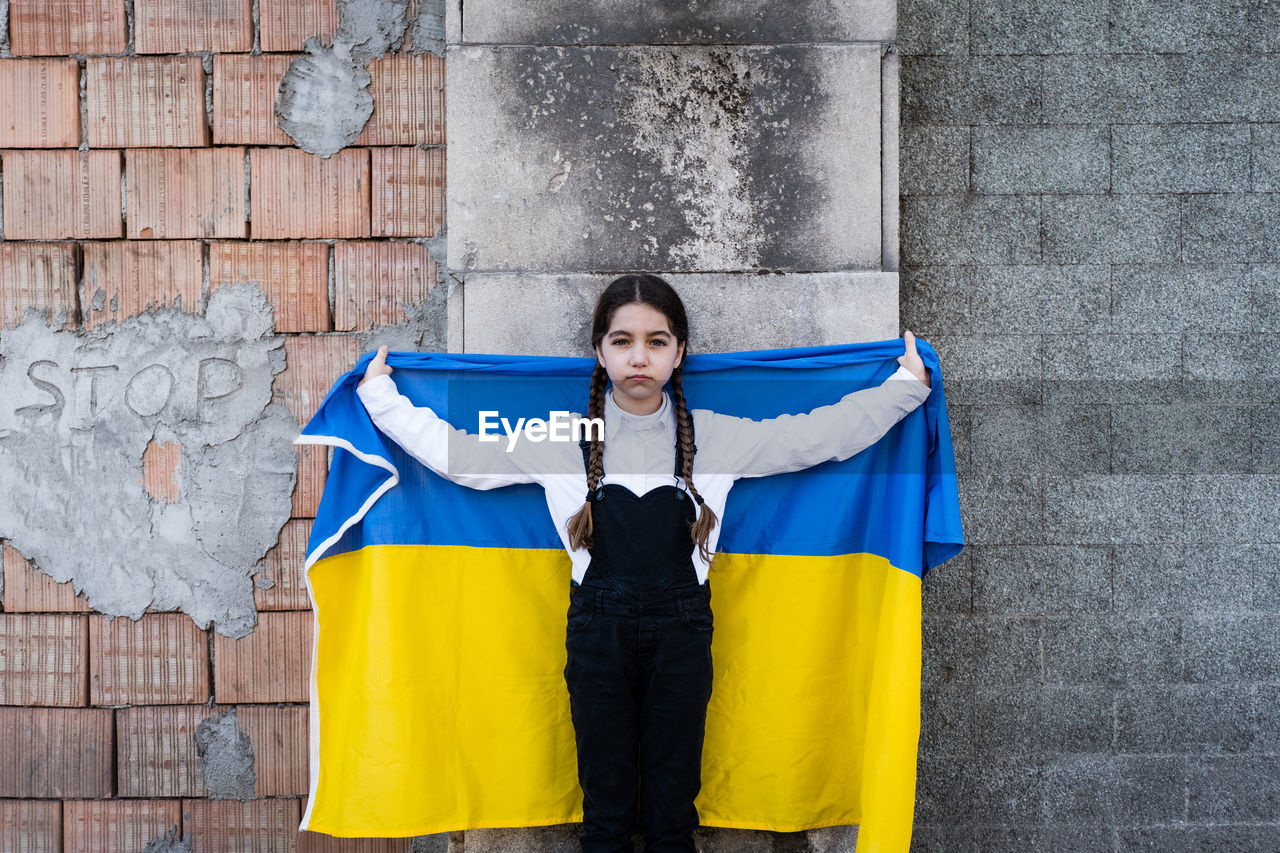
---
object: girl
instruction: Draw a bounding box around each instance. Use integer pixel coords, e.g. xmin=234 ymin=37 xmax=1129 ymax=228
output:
xmin=355 ymin=274 xmax=931 ymax=853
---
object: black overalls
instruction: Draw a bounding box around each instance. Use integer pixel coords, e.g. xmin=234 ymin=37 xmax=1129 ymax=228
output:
xmin=563 ymin=436 xmax=715 ymax=853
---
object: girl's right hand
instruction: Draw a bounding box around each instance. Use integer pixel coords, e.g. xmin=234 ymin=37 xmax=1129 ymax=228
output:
xmin=358 ymin=344 xmax=392 ymax=389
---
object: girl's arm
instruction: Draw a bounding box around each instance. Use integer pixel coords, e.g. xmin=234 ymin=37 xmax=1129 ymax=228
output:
xmin=357 ymin=370 xmax=559 ymax=490
xmin=700 ymin=334 xmax=933 ymax=480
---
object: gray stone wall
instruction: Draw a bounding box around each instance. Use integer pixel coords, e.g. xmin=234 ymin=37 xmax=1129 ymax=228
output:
xmin=899 ymin=1 xmax=1280 ymax=850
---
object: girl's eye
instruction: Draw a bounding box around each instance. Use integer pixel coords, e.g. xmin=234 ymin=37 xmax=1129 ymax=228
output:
xmin=651 ymin=340 xmax=666 ymax=346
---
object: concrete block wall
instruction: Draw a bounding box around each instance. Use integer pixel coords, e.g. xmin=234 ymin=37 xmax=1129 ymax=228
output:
xmin=899 ymin=1 xmax=1280 ymax=850
xmin=0 ymin=0 xmax=450 ymax=850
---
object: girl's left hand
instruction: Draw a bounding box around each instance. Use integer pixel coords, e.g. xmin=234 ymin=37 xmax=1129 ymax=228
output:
xmin=898 ymin=330 xmax=930 ymax=388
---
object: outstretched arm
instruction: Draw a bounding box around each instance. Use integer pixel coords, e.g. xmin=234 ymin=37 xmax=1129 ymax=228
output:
xmin=356 ymin=345 xmax=558 ymax=490
xmin=701 ymin=331 xmax=933 ymax=480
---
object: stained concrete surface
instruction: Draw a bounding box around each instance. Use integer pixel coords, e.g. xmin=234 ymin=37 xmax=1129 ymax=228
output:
xmin=0 ymin=284 xmax=296 ymax=638
xmin=460 ymin=0 xmax=894 ymax=45
xmin=447 ymin=44 xmax=884 ymax=274
xmin=461 ymin=272 xmax=900 ymax=356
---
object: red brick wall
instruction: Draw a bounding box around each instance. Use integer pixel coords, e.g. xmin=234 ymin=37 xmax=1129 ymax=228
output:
xmin=0 ymin=1 xmax=444 ymax=848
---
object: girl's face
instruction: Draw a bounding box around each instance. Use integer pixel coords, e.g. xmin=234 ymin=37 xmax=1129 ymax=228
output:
xmin=595 ymin=301 xmax=686 ymax=416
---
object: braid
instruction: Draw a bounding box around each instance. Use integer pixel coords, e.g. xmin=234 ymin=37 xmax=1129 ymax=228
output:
xmin=670 ymin=368 xmax=719 ymax=564
xmin=566 ymin=364 xmax=609 ymax=552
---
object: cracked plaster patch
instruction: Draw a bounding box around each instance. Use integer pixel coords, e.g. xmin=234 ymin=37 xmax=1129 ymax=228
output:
xmin=276 ymin=0 xmax=443 ymax=158
xmin=0 ymin=284 xmax=297 ymax=638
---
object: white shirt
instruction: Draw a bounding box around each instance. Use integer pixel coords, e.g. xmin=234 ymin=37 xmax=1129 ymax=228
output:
xmin=355 ymin=365 xmax=932 ymax=585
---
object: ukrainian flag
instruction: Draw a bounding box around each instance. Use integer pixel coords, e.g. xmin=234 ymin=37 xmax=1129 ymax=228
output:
xmin=293 ymin=339 xmax=963 ymax=852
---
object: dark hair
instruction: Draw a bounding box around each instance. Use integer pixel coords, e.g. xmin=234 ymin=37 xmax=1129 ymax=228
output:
xmin=565 ymin=274 xmax=719 ymax=563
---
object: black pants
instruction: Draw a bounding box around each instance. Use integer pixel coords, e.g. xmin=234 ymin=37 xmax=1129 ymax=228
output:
xmin=563 ymin=580 xmax=715 ymax=852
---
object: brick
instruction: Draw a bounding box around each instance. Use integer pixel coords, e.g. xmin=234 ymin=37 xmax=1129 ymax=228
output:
xmin=1042 ymin=193 xmax=1181 ymax=264
xmin=250 ymin=148 xmax=370 ymax=239
xmin=971 ymin=125 xmax=1110 ymax=194
xmin=901 ymin=56 xmax=1041 ymax=125
xmin=142 ymin=439 xmax=182 ymax=503
xmin=2 ymin=542 xmax=92 ymax=613
xmin=135 ymin=0 xmax=252 ymax=53
xmin=923 ymin=334 xmax=1045 ymax=408
xmin=214 ymin=610 xmax=312 ymax=703
xmin=1112 ymin=402 xmax=1251 ymax=475
xmin=899 ymin=125 xmax=969 ymax=196
xmin=939 ymin=615 xmax=1044 ymax=685
xmin=64 ymin=799 xmax=183 ymax=852
xmin=1116 ymin=685 xmax=1255 ymax=754
xmin=1122 ymin=826 xmax=1280 ymax=852
xmin=0 ymin=707 xmax=113 ymax=796
xmin=125 ymin=147 xmax=247 ymax=239
xmin=921 ymin=544 xmax=972 ymax=613
xmin=1042 ymin=55 xmax=1280 ymax=124
xmin=1255 ymin=125 xmax=1280 ymax=192
xmin=209 ymin=241 xmax=331 ymax=332
xmin=10 ymin=0 xmax=128 ymax=55
xmin=1184 ymin=475 xmax=1280 ymax=543
xmin=980 ymin=825 xmax=1115 ymax=853
xmin=1040 ymin=755 xmax=1188 ymax=824
xmin=87 ymin=57 xmax=208 ymax=148
xmin=1184 ymin=194 xmax=1280 ymax=263
xmin=1041 ymin=615 xmax=1182 ymax=685
xmin=89 ymin=613 xmax=210 ymax=705
xmin=182 ymin=798 xmax=301 ymax=853
xmin=353 ymin=54 xmax=446 ymax=147
xmin=0 ymin=242 xmax=79 ymax=330
xmin=1041 ymin=332 xmax=1183 ymax=406
xmin=1044 ymin=474 xmax=1184 ymax=544
xmin=0 ymin=800 xmax=62 ymax=853
xmin=1 ymin=149 xmax=123 ymax=238
xmin=915 ymin=753 xmax=1044 ymax=825
xmin=1113 ymin=123 xmax=1251 ymax=193
xmin=900 ymin=195 xmax=1040 ymax=266
xmin=371 ymin=147 xmax=444 ymax=237
xmin=968 ymin=265 xmax=1109 ymax=334
xmin=0 ymin=614 xmax=89 ymax=706
xmin=1111 ymin=263 xmax=1251 ymax=334
xmin=967 ymin=402 xmax=1110 ymax=476
xmin=1110 ymin=0 xmax=1253 ymax=53
xmin=116 ymin=704 xmax=225 ymax=797
xmin=972 ymin=545 xmax=1110 ymax=615
xmin=259 ymin=0 xmax=340 ymax=52
xmin=275 ymin=334 xmax=362 ymax=425
xmin=0 ymin=59 xmax=81 ymax=147
xmin=257 ymin=518 xmax=314 ymax=610
xmin=919 ymin=681 xmax=973 ymax=756
xmin=81 ymin=240 xmax=204 ymax=328
xmin=954 ymin=471 xmax=1045 ymax=545
xmin=1250 ymin=543 xmax=1280 ymax=609
xmin=298 ymin=832 xmax=413 ymax=852
xmin=971 ymin=0 xmax=1107 ymax=54
xmin=898 ymin=0 xmax=968 ymax=56
xmin=212 ymin=54 xmax=298 ymax=146
xmin=236 ymin=703 xmax=307 ymax=795
xmin=972 ymin=686 xmax=1116 ymax=753
xmin=1188 ymin=756 xmax=1280 ymax=821
xmin=333 ymin=241 xmax=437 ymax=330
xmin=1185 ymin=613 xmax=1280 ymax=682
xmin=1114 ymin=543 xmax=1253 ymax=614
xmin=293 ymin=443 xmax=328 ymax=517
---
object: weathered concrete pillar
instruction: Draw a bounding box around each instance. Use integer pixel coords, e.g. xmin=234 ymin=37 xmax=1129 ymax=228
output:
xmin=446 ymin=2 xmax=898 ymax=850
xmin=445 ymin=0 xmax=901 ymax=359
